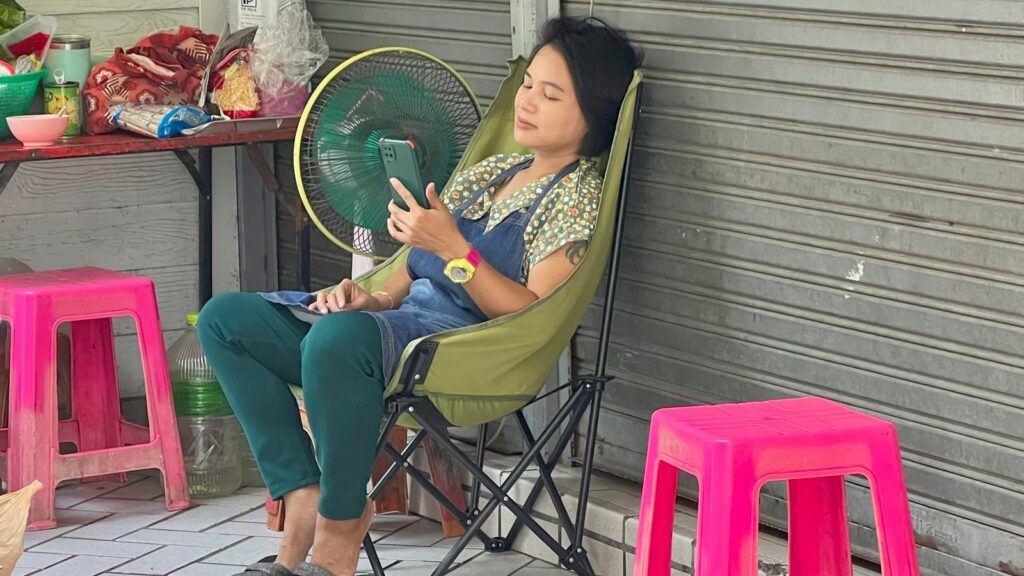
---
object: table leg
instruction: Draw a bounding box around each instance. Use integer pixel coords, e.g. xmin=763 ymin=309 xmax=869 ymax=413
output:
xmin=243 ymin=143 xmax=310 ymax=292
xmin=174 ymin=149 xmax=213 ymax=306
xmin=0 ymin=161 xmax=21 ymax=199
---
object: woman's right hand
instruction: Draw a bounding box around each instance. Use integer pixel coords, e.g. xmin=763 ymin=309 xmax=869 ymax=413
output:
xmin=310 ymin=279 xmax=380 ymax=313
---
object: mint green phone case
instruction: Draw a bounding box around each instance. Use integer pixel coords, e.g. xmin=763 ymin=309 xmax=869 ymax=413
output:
xmin=380 ymin=138 xmax=429 ymax=210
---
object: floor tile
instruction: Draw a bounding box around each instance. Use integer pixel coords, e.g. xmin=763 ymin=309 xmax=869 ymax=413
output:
xmin=581 ymin=536 xmax=624 ymax=576
xmin=23 ymin=525 xmax=79 ymax=550
xmin=384 ymin=561 xmax=441 ymax=576
xmin=104 ymin=478 xmax=166 ymax=501
xmin=64 ymin=513 xmax=167 ymax=540
xmin=354 ymin=556 xmax=392 ymax=573
xmin=190 ymin=493 xmax=265 ymax=511
xmin=24 ymin=509 xmax=113 ymax=549
xmin=378 ymin=520 xmax=446 ymax=547
xmin=202 ymin=522 xmax=283 ymax=539
xmin=234 ymin=486 xmax=269 ymax=496
xmin=512 ymin=567 xmax=568 ymax=576
xmin=448 ymin=551 xmax=533 ymax=575
xmin=202 ymin=537 xmax=281 ymax=565
xmin=31 ymin=537 xmax=159 ymax=559
xmin=118 ymin=528 xmax=245 ymax=548
xmin=231 ymin=508 xmax=268 ymax=524
xmin=55 ymin=509 xmax=115 ymax=525
xmin=370 ymin=514 xmax=418 ymax=533
xmin=12 ymin=567 xmax=38 ymax=576
xmin=32 ymin=555 xmax=125 ymax=576
xmin=151 ymin=505 xmax=253 ymax=532
xmin=508 ymin=517 xmax=561 ymax=566
xmin=170 ymin=563 xmax=247 ymax=576
xmin=112 ymin=545 xmax=218 ymax=575
xmin=436 ymin=536 xmax=486 ymax=551
xmin=14 ymin=552 xmax=70 ymax=569
xmin=54 ymin=481 xmax=127 ymax=509
xmin=373 ymin=544 xmax=455 ymax=563
xmin=71 ymin=498 xmax=174 ymax=516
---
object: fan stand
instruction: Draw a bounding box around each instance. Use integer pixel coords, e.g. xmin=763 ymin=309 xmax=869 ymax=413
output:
xmin=351 ymin=232 xmax=376 ymax=278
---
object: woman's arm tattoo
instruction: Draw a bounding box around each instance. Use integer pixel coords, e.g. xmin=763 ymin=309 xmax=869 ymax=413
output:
xmin=566 ymin=240 xmax=589 ymax=265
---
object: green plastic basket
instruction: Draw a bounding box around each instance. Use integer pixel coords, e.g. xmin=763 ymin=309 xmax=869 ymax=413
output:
xmin=0 ymin=71 xmax=44 ymax=139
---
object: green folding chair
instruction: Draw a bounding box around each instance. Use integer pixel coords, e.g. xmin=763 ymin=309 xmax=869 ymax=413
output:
xmin=294 ymin=57 xmax=643 ymax=576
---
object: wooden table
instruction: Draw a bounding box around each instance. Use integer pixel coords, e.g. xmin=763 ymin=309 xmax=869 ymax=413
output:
xmin=0 ymin=116 xmax=301 ymax=304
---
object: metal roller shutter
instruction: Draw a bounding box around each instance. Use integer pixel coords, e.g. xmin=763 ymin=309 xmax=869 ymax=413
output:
xmin=566 ymin=2 xmax=1024 ymax=574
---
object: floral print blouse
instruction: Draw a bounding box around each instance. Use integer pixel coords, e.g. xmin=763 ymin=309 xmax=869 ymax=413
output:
xmin=441 ymin=153 xmax=603 ymax=281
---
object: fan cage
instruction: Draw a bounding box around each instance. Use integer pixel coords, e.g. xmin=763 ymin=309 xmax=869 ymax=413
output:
xmin=296 ymin=48 xmax=481 ymax=259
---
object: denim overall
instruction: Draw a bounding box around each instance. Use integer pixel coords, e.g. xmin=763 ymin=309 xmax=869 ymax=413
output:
xmin=260 ymin=158 xmax=579 ymax=384
xmin=366 ymin=157 xmax=579 ymax=383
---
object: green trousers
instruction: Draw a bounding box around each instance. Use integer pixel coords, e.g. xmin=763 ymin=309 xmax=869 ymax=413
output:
xmin=196 ymin=292 xmax=385 ymax=520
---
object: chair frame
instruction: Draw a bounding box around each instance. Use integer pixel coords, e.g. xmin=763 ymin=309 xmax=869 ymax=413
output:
xmin=361 ymin=84 xmax=643 ymax=576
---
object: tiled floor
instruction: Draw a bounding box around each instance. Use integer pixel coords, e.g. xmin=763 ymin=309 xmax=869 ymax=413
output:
xmin=13 ymin=474 xmax=566 ymax=576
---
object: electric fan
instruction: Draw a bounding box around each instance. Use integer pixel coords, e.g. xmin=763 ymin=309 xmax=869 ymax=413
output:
xmin=295 ymin=48 xmax=482 ymax=260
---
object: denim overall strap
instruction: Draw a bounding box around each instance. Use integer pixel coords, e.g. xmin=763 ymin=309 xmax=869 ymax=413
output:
xmin=521 ymin=160 xmax=580 ymax=224
xmin=455 ymin=158 xmax=535 ymax=218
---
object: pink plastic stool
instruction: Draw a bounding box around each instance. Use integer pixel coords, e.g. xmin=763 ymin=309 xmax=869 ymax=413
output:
xmin=0 ymin=267 xmax=189 ymax=530
xmin=633 ymin=397 xmax=919 ymax=576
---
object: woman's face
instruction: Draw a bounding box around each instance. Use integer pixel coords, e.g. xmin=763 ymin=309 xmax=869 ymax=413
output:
xmin=514 ymin=44 xmax=589 ymax=156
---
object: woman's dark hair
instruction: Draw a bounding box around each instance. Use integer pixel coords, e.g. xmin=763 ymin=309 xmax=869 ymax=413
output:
xmin=530 ymin=16 xmax=643 ymax=157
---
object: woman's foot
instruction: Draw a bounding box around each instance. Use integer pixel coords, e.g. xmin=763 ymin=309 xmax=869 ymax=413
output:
xmin=275 ymin=485 xmax=322 ymax=571
xmin=306 ymin=499 xmax=375 ymax=576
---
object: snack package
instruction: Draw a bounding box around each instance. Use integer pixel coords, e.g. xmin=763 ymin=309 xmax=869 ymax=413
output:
xmin=112 ymin=104 xmax=211 ymax=138
xmin=250 ymin=0 xmax=327 ymax=116
xmin=211 ymin=48 xmax=259 ymax=119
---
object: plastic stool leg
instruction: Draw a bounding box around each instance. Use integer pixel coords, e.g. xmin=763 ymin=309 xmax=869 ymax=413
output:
xmin=789 ymin=476 xmax=853 ymax=576
xmin=868 ymin=439 xmax=921 ymax=576
xmin=71 ymin=319 xmax=126 ymax=483
xmin=8 ymin=315 xmax=59 ymax=530
xmin=693 ymin=471 xmax=759 ymax=576
xmin=633 ymin=456 xmax=679 ymax=576
xmin=133 ymin=293 xmax=189 ymax=511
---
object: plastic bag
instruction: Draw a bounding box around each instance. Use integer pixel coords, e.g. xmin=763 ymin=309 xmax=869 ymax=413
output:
xmin=113 ymin=104 xmax=212 ymax=138
xmin=0 ymin=14 xmax=56 ymax=65
xmin=0 ymin=480 xmax=41 ymax=576
xmin=250 ymin=0 xmax=327 ymax=116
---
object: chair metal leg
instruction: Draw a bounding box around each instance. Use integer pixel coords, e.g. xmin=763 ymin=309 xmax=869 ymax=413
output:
xmin=470 ymin=423 xmax=487 ymax=511
xmin=403 ymin=387 xmax=592 ymax=574
xmin=365 ymin=533 xmax=385 ymax=576
xmin=570 ymin=378 xmax=607 ymax=553
xmin=370 ymin=430 xmax=427 ymax=500
xmin=504 ymin=387 xmax=593 ymax=547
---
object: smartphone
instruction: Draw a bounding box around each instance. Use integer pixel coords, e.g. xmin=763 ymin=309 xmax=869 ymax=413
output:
xmin=379 ymin=137 xmax=429 ymax=211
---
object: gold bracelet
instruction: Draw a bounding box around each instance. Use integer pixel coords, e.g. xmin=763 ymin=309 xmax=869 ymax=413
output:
xmin=372 ymin=290 xmax=395 ymax=310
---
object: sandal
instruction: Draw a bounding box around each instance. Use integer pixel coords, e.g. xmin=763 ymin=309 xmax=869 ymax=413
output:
xmin=293 ymin=562 xmax=337 ymax=576
xmin=233 ymin=562 xmax=295 ymax=576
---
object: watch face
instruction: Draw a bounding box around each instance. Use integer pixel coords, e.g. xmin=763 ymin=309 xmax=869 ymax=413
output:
xmin=451 ymin=267 xmax=469 ymax=282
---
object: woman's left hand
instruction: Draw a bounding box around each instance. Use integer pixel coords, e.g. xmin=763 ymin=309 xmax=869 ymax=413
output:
xmin=387 ymin=179 xmax=470 ymax=261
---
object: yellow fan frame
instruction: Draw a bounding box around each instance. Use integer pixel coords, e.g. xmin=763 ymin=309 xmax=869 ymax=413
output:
xmin=293 ymin=47 xmax=482 ymax=259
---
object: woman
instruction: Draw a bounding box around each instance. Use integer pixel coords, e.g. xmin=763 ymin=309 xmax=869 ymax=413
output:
xmin=198 ymin=16 xmax=641 ymax=576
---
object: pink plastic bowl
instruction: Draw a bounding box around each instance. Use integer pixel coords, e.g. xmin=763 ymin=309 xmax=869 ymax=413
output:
xmin=6 ymin=114 xmax=69 ymax=147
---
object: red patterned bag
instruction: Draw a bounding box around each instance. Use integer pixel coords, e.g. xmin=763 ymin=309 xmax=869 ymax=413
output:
xmin=83 ymin=26 xmax=218 ymax=134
